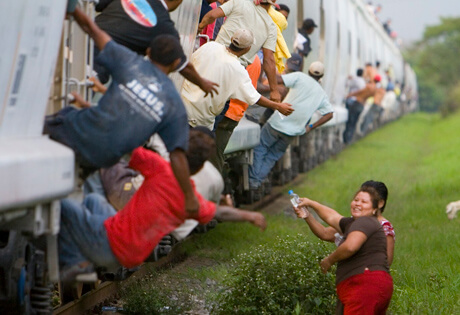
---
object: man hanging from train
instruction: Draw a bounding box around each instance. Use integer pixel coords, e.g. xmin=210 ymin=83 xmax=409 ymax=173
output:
xmin=58 ymin=129 xmax=267 ymax=283
xmin=248 ymin=56 xmax=334 ymax=192
xmin=93 ymin=0 xmax=218 ymax=96
xmin=181 ymin=29 xmax=294 ymax=172
xmin=44 ymin=7 xmax=200 ymax=213
xmin=360 ymin=79 xmax=386 ymax=134
xmin=343 ymin=74 xmax=380 ymax=143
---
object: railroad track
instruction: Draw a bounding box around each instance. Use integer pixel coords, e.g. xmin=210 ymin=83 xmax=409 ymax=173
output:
xmin=53 ymin=254 xmax=184 ymax=315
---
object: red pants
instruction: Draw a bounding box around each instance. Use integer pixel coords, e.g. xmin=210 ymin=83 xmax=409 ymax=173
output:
xmin=337 ymin=270 xmax=393 ymax=315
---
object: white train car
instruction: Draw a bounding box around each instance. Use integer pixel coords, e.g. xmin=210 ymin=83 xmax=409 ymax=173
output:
xmin=0 ymin=0 xmax=417 ymax=311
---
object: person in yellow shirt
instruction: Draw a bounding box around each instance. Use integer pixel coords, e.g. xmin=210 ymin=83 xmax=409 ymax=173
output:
xmin=266 ymin=1 xmax=291 ymax=73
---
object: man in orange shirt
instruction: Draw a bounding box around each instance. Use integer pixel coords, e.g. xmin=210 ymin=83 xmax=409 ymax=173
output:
xmin=209 ymin=55 xmax=262 ymax=173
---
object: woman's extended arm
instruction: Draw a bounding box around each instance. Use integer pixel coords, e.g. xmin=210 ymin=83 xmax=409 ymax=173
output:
xmin=305 ymin=215 xmax=337 ymax=242
xmin=293 ymin=206 xmax=336 ymax=242
xmin=297 ymin=197 xmax=344 ymax=232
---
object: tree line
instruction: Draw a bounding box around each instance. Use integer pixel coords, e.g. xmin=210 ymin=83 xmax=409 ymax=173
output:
xmin=405 ymin=17 xmax=460 ymax=116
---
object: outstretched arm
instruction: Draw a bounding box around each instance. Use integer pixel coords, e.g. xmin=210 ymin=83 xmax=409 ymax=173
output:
xmin=256 ymin=96 xmax=293 ymax=116
xmin=297 ymin=197 xmax=344 ymax=232
xmin=214 ymin=206 xmax=267 ymax=231
xmin=262 ymin=48 xmax=281 ymax=102
xmin=294 ymin=206 xmax=337 ymax=242
xmin=198 ymin=8 xmax=225 ymax=33
xmin=180 ymin=63 xmax=219 ymax=97
xmin=320 ymin=231 xmax=367 ymax=273
xmin=71 ymin=8 xmax=111 ymax=51
xmin=169 ymin=149 xmax=199 ymax=214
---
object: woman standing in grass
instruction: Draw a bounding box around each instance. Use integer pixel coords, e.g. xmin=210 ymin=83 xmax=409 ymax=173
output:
xmin=297 ymin=180 xmax=395 ymax=265
xmin=295 ymin=186 xmax=393 ymax=314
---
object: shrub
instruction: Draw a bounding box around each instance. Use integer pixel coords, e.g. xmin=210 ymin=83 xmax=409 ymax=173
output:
xmin=440 ymin=82 xmax=460 ymax=117
xmin=214 ymin=234 xmax=337 ymax=314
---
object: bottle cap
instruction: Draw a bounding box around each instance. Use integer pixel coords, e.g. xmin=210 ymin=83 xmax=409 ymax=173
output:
xmin=288 ymin=190 xmax=293 ymax=194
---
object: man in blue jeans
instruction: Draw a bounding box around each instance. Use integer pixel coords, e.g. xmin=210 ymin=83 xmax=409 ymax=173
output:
xmin=58 ymin=129 xmax=267 ymax=283
xmin=248 ymin=56 xmax=333 ymax=191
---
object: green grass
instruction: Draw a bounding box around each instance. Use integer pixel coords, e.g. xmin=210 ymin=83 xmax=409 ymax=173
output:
xmin=124 ymin=112 xmax=460 ymax=314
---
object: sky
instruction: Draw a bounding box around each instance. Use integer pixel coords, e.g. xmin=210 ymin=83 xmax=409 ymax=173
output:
xmin=376 ymin=0 xmax=460 ymax=44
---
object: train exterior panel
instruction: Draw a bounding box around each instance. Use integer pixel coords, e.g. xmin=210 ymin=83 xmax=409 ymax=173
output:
xmin=0 ymin=2 xmax=74 ymax=222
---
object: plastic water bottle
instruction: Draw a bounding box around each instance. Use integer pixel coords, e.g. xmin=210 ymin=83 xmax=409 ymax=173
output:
xmin=288 ymin=190 xmax=309 ymax=218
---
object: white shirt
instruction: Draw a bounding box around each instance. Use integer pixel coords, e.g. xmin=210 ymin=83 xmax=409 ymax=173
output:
xmin=216 ymin=0 xmax=277 ymax=67
xmin=348 ymin=76 xmax=366 ymax=94
xmin=181 ymin=42 xmax=261 ymax=130
xmin=171 ymin=162 xmax=224 ymax=241
xmin=269 ymin=72 xmax=333 ymax=136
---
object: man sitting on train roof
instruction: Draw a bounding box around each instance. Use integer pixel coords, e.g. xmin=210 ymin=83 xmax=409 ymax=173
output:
xmin=182 ymin=29 xmax=293 ymax=131
xmin=198 ymin=0 xmax=282 ymax=103
xmin=58 ymin=129 xmax=267 ymax=283
xmin=44 ymin=7 xmax=200 ymax=213
xmin=93 ymin=0 xmax=218 ymax=95
xmin=248 ymin=56 xmax=334 ymax=192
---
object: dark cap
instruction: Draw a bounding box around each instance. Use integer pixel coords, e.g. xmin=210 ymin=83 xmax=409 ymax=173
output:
xmin=302 ymin=18 xmax=317 ymax=30
xmin=277 ymin=4 xmax=290 ymax=14
xmin=286 ymin=53 xmax=303 ymax=72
